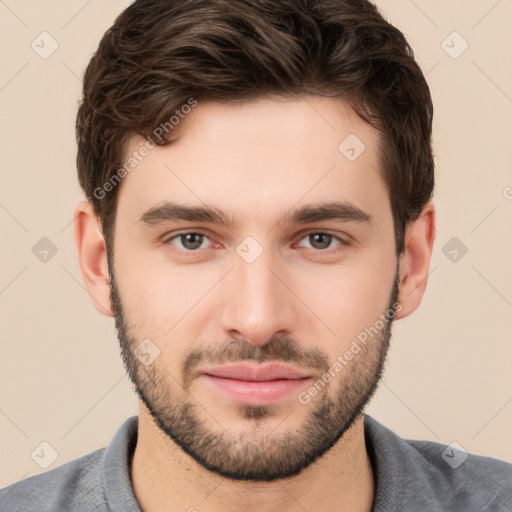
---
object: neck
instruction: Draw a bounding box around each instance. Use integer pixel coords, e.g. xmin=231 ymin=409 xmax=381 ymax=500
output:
xmin=130 ymin=405 xmax=375 ymax=512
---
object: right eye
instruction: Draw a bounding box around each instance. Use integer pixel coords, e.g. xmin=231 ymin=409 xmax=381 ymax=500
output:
xmin=164 ymin=231 xmax=213 ymax=251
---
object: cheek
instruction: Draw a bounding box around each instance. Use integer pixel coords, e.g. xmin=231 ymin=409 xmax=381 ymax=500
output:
xmin=296 ymin=251 xmax=396 ymax=342
xmin=115 ymin=251 xmax=222 ymax=338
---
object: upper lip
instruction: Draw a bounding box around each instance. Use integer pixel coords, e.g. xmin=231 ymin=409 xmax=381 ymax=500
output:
xmin=200 ymin=363 xmax=312 ymax=382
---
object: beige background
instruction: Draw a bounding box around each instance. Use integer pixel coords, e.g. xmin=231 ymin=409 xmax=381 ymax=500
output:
xmin=1 ymin=0 xmax=511 ymax=487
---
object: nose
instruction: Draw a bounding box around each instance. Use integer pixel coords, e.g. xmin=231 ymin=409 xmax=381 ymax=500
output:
xmin=219 ymin=244 xmax=299 ymax=346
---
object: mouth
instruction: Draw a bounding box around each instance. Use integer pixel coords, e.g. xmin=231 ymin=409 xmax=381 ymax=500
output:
xmin=198 ymin=363 xmax=314 ymax=406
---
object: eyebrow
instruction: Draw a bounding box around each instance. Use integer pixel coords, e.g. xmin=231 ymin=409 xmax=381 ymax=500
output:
xmin=137 ymin=200 xmax=373 ymax=228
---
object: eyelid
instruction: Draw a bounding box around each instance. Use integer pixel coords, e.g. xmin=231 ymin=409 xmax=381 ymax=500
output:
xmin=163 ymin=229 xmax=210 ymax=242
xmin=293 ymin=228 xmax=351 ymax=243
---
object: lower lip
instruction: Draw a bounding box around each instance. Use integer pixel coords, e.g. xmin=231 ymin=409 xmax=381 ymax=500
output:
xmin=201 ymin=375 xmax=312 ymax=406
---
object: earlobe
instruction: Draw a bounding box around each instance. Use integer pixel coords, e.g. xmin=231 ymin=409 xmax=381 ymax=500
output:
xmin=73 ymin=200 xmax=114 ymax=317
xmin=395 ymin=201 xmax=436 ymax=319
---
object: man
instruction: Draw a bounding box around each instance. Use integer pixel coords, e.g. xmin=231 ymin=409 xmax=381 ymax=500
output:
xmin=1 ymin=0 xmax=511 ymax=510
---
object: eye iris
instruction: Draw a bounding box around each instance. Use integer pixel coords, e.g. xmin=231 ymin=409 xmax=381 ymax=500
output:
xmin=182 ymin=233 xmax=203 ymax=250
xmin=310 ymin=233 xmax=332 ymax=249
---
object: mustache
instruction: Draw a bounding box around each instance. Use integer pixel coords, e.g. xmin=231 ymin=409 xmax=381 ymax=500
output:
xmin=181 ymin=336 xmax=330 ymax=389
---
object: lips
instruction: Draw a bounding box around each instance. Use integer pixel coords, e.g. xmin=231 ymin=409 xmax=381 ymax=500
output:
xmin=198 ymin=363 xmax=313 ymax=406
xmin=200 ymin=363 xmax=311 ymax=382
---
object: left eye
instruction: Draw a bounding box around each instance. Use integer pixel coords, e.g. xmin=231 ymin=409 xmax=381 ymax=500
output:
xmin=165 ymin=231 xmax=345 ymax=252
xmin=295 ymin=232 xmax=344 ymax=250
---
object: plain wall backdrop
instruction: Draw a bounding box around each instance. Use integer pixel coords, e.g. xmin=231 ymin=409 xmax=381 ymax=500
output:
xmin=1 ymin=0 xmax=511 ymax=487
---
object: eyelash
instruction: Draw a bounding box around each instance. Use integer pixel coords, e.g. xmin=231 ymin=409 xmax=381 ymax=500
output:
xmin=163 ymin=230 xmax=350 ymax=254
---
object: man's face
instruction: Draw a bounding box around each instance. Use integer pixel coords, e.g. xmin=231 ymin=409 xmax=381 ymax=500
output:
xmin=109 ymin=95 xmax=399 ymax=481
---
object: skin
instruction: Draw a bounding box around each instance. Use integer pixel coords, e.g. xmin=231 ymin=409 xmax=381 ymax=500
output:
xmin=74 ymin=95 xmax=436 ymax=512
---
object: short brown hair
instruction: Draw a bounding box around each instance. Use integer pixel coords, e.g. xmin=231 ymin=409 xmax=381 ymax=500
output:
xmin=76 ymin=0 xmax=434 ymax=256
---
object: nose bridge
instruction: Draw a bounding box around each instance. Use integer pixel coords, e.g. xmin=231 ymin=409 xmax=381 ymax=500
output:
xmin=220 ymin=239 xmax=297 ymax=344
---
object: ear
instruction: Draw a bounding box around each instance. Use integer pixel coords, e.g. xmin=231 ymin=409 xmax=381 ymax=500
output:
xmin=73 ymin=200 xmax=114 ymax=317
xmin=395 ymin=201 xmax=436 ymax=319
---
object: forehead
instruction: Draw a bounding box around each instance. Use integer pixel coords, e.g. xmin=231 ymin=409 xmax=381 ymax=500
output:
xmin=116 ymin=95 xmax=389 ymax=226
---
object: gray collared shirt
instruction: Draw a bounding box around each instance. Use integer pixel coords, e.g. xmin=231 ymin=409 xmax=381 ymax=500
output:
xmin=1 ymin=415 xmax=511 ymax=511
